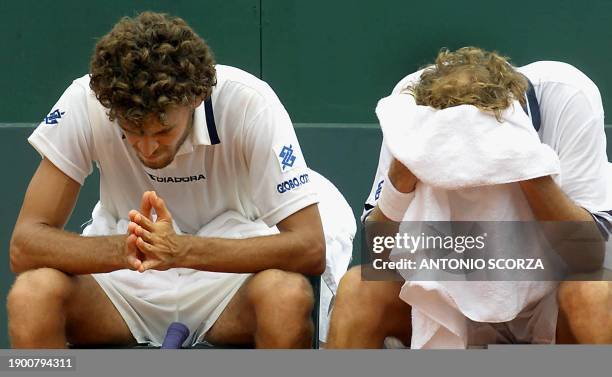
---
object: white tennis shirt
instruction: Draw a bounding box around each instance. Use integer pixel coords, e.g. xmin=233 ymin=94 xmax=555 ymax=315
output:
xmin=30 ymin=65 xmax=318 ymax=234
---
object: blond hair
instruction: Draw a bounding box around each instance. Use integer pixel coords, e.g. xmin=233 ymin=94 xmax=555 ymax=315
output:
xmin=407 ymin=47 xmax=527 ymax=120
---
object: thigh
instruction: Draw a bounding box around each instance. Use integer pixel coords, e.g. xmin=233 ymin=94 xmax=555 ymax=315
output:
xmin=204 ymin=269 xmax=313 ymax=346
xmin=204 ymin=275 xmax=257 ymax=346
xmin=364 ymin=279 xmax=412 ymax=344
xmin=65 ymin=275 xmax=136 ymax=346
xmin=351 ymin=267 xmax=412 ymax=326
xmin=333 ymin=266 xmax=412 ymax=343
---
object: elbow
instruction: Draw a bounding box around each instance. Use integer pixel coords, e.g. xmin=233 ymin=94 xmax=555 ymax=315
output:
xmin=9 ymin=230 xmax=31 ymax=274
xmin=9 ymin=237 xmax=25 ymax=274
xmin=573 ymin=242 xmax=606 ymax=274
xmin=305 ymin=237 xmax=326 ymax=276
xmin=561 ymin=237 xmax=606 ymax=275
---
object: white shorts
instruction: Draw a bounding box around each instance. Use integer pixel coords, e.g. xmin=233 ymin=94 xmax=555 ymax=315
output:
xmin=93 ymin=269 xmax=250 ymax=347
xmin=384 ymin=288 xmax=559 ymax=349
xmin=466 ymin=288 xmax=559 ymax=346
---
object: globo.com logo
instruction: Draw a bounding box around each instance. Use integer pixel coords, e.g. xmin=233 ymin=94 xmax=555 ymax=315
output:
xmin=277 ymin=174 xmax=310 ymax=193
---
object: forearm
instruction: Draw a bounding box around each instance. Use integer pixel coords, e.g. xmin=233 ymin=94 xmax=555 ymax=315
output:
xmin=519 ymin=176 xmax=594 ymax=221
xmin=367 ymin=159 xmax=417 ymax=223
xmin=176 ymin=231 xmax=325 ymax=275
xmin=10 ymin=223 xmax=128 ymax=274
xmin=520 ymin=176 xmax=604 ymax=271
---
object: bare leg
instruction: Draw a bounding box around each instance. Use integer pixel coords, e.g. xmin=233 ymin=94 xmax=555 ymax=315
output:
xmin=205 ymin=269 xmax=314 ymax=349
xmin=557 ymin=281 xmax=612 ymax=344
xmin=7 ymin=268 xmax=135 ymax=348
xmin=326 ymin=266 xmax=411 ymax=348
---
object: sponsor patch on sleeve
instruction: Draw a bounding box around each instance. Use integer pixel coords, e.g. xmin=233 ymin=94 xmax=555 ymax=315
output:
xmin=44 ymin=109 xmax=66 ymax=125
xmin=273 ymin=143 xmax=299 ymax=172
xmin=276 ymin=173 xmax=310 ymax=194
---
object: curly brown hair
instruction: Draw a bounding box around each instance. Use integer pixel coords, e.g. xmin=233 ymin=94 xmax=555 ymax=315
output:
xmin=407 ymin=47 xmax=527 ymax=121
xmin=89 ymin=11 xmax=216 ymax=123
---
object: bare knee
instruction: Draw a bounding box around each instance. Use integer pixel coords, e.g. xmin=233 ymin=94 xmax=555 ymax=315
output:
xmin=247 ymin=269 xmax=314 ymax=347
xmin=558 ymin=281 xmax=608 ymax=314
xmin=249 ymin=269 xmax=314 ymax=316
xmin=8 ymin=268 xmax=74 ymax=313
xmin=558 ymin=281 xmax=612 ymax=344
xmin=328 ymin=266 xmax=410 ymax=347
xmin=336 ymin=266 xmax=403 ymax=315
xmin=7 ymin=268 xmax=75 ymax=343
xmin=336 ymin=266 xmax=370 ymax=303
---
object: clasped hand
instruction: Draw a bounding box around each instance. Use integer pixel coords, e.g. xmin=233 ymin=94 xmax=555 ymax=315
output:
xmin=125 ymin=191 xmax=185 ymax=272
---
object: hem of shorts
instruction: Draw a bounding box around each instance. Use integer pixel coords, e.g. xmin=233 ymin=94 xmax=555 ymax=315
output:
xmin=194 ymin=273 xmax=252 ymax=345
xmin=91 ymin=273 xmax=150 ymax=346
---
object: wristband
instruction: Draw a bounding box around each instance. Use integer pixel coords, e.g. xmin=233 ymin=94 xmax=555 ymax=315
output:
xmin=377 ymin=174 xmax=415 ymax=221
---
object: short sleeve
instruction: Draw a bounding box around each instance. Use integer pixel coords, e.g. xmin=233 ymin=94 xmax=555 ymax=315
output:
xmin=28 ymin=81 xmax=94 ymax=185
xmin=553 ymin=91 xmax=608 ymax=212
xmin=361 ymin=140 xmax=393 ymax=222
xmin=243 ymin=97 xmax=318 ymax=227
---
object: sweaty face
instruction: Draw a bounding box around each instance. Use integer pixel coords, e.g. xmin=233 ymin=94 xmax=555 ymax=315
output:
xmin=117 ymin=105 xmax=195 ymax=169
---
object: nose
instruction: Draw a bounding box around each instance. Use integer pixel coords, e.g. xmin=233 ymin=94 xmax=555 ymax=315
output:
xmin=137 ymin=136 xmax=160 ymax=158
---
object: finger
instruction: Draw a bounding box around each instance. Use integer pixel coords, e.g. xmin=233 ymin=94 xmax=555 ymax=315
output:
xmin=129 ymin=210 xmax=155 ymax=231
xmin=128 ymin=210 xmax=138 ymax=222
xmin=134 ymin=224 xmax=154 ymax=243
xmin=126 ymin=253 xmax=141 ymax=271
xmin=152 ymin=195 xmax=173 ymax=222
xmin=136 ymin=236 xmax=156 ymax=255
xmin=141 ymin=259 xmax=161 ymax=271
xmin=140 ymin=191 xmax=153 ymax=220
xmin=127 ymin=221 xmax=138 ymax=235
xmin=126 ymin=234 xmax=142 ymax=270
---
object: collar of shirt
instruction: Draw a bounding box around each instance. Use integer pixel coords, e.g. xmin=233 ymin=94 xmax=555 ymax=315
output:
xmin=176 ymin=98 xmax=218 ymax=156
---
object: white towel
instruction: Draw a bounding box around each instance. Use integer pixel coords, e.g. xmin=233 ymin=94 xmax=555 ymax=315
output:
xmin=376 ymin=94 xmax=561 ymax=348
xmin=377 ymin=94 xmax=561 ymax=191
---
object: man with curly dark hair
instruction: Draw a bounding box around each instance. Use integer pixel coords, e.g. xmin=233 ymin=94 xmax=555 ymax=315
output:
xmin=7 ymin=11 xmax=344 ymax=349
xmin=327 ymin=47 xmax=611 ymax=348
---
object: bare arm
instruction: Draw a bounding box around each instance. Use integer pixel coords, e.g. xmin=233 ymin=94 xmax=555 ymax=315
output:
xmin=10 ymin=158 xmax=137 ymax=274
xmin=519 ymin=176 xmax=595 ymax=221
xmin=129 ymin=192 xmax=326 ymax=275
xmin=519 ymin=176 xmax=605 ymax=272
xmin=366 ymin=158 xmax=418 ymax=223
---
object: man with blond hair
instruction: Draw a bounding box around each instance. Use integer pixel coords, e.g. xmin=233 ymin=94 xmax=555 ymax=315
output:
xmin=327 ymin=47 xmax=611 ymax=347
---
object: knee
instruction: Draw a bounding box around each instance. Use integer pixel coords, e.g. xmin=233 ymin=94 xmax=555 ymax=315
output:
xmin=7 ymin=268 xmax=74 ymax=317
xmin=334 ymin=266 xmax=405 ymax=322
xmin=336 ymin=266 xmax=365 ymax=300
xmin=558 ymin=281 xmax=609 ymax=317
xmin=558 ymin=281 xmax=611 ymax=343
xmin=337 ymin=266 xmax=386 ymax=307
xmin=249 ymin=269 xmax=314 ymax=315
